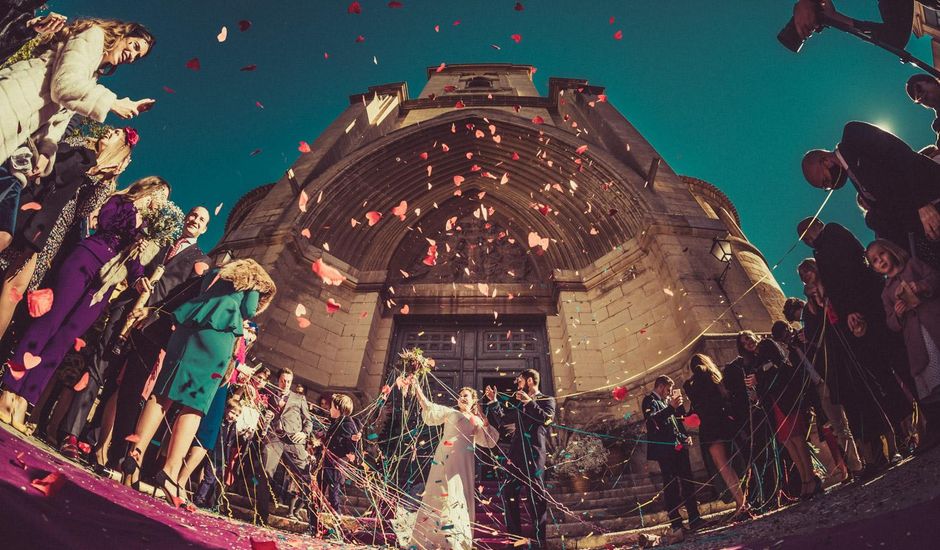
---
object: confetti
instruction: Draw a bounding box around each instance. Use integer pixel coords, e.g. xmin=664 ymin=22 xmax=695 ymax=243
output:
xmin=612 ymin=386 xmax=627 ymax=401
xmin=20 ymin=202 xmax=41 ymax=211
xmin=73 ymin=338 xmax=86 ymax=352
xmin=312 ymin=259 xmax=346 ymax=286
xmin=30 ymin=472 xmax=65 ymax=496
xmin=392 ymin=200 xmax=408 ymax=221
xmin=510 ymin=34 xmax=522 ymax=43
xmin=326 ymin=298 xmax=341 ymax=314
xmin=27 ymin=288 xmax=53 ymax=318
xmin=72 ymin=371 xmax=89 ymax=392
xmin=215 ymin=203 xmax=223 ymax=215
xmin=614 ymin=30 xmax=623 ymax=40
xmin=216 ymin=26 xmax=227 ymax=42
xmin=238 ymin=20 xmax=251 ymax=31
xmin=348 ymin=1 xmax=362 ymax=14
xmin=366 ymin=211 xmax=383 ymax=226
xmin=185 ymin=57 xmax=201 ymax=71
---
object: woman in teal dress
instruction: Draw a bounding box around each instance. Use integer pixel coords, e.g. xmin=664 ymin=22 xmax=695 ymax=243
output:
xmin=121 ymin=258 xmax=276 ymax=507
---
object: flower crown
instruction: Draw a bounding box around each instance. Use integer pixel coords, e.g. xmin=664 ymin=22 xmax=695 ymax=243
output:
xmin=124 ymin=127 xmax=140 ymax=148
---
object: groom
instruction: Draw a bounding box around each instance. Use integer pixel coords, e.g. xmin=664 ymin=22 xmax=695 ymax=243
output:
xmin=485 ymin=369 xmax=555 ymax=550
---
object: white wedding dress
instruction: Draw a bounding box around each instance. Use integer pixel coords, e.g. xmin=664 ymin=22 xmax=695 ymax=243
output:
xmin=397 ymin=402 xmax=499 ymax=550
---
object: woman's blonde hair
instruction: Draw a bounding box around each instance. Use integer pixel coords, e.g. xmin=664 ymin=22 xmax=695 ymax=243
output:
xmin=689 ymin=353 xmax=723 ymax=385
xmin=40 ymin=18 xmax=155 ymax=75
xmin=216 ymin=258 xmax=277 ymax=314
xmin=87 ymin=129 xmax=132 ymax=181
xmin=114 ymin=175 xmax=169 ymax=204
xmin=866 ymin=239 xmax=910 ymax=272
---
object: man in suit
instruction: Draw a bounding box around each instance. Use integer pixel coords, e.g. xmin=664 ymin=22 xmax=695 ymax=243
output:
xmin=258 ymin=368 xmax=314 ymax=525
xmin=310 ymin=393 xmax=359 ymax=537
xmin=796 ymin=218 xmax=911 ymax=469
xmin=59 ymin=206 xmax=211 ymax=459
xmin=485 ymin=368 xmax=555 ymax=550
xmin=642 ymin=375 xmax=701 ymax=535
xmin=802 ymin=121 xmax=940 ymax=243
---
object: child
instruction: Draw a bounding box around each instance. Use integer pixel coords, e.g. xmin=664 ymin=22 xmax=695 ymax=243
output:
xmin=866 ymin=239 xmax=940 ymax=404
xmin=309 ymin=393 xmax=359 ymax=537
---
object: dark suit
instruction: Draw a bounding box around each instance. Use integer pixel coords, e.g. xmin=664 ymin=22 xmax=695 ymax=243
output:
xmin=62 ymin=240 xmax=210 ymax=441
xmin=642 ymin=391 xmax=701 ymax=529
xmin=812 ymin=223 xmax=912 ymax=441
xmin=837 ymin=121 xmax=940 ymax=240
xmin=312 ymin=415 xmax=359 ymax=533
xmin=256 ymin=391 xmax=315 ymax=524
xmin=486 ymin=392 xmax=555 ymax=549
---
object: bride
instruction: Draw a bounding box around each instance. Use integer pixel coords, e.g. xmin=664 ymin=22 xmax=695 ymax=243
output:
xmin=396 ymin=376 xmax=500 ymax=550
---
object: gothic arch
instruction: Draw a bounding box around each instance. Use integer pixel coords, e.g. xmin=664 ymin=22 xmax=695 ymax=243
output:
xmin=290 ymin=109 xmax=662 ymax=276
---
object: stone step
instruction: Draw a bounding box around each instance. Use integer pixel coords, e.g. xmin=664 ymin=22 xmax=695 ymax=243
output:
xmin=546 ymin=499 xmax=734 ymax=541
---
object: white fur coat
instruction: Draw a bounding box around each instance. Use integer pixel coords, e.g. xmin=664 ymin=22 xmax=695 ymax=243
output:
xmin=0 ymin=26 xmax=117 ymax=165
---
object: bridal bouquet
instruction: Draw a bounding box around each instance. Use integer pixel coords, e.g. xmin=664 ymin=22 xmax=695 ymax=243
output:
xmin=398 ymin=347 xmax=436 ymax=377
xmin=142 ymin=201 xmax=184 ymax=247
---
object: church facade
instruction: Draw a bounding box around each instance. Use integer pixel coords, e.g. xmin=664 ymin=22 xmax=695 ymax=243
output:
xmin=217 ymin=63 xmax=784 ymax=430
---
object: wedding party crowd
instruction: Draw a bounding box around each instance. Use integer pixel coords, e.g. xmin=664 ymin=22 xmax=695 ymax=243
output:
xmin=2 ymin=3 xmax=940 ymax=550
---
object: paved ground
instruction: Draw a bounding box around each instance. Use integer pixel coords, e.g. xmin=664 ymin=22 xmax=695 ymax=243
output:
xmin=653 ymin=446 xmax=940 ymax=550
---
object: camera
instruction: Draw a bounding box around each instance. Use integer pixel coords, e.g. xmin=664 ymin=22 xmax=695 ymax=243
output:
xmin=778 ymin=0 xmax=830 ymax=53
xmin=8 ymin=146 xmax=33 ymax=173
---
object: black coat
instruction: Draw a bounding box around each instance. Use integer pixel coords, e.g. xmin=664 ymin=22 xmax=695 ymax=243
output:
xmin=813 ymin=223 xmax=885 ymax=324
xmin=486 ymin=393 xmax=555 ymax=476
xmin=642 ymin=391 xmax=689 ymax=462
xmin=838 ymin=121 xmax=940 ymax=236
xmin=320 ymin=415 xmax=359 ymax=477
xmin=15 ymin=143 xmax=96 ymax=252
xmin=752 ymin=340 xmax=805 ymax=415
xmin=682 ymin=376 xmax=736 ymax=446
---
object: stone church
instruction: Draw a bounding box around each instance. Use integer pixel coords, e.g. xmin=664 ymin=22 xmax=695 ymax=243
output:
xmin=217 ymin=62 xmax=784 ymax=452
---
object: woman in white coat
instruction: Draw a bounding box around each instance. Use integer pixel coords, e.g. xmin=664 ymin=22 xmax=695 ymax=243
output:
xmin=398 ymin=377 xmax=499 ymax=550
xmin=0 ymin=17 xmax=156 ymax=171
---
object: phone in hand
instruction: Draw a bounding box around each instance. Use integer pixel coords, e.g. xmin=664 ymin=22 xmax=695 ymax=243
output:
xmin=138 ymin=99 xmax=156 ymax=112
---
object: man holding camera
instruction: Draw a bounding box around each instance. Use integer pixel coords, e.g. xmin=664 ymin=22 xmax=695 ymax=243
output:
xmin=642 ymin=375 xmax=702 ymax=537
xmin=786 ymin=0 xmax=914 ymax=51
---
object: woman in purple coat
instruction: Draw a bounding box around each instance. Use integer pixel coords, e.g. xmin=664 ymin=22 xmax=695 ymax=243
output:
xmin=0 ymin=176 xmax=169 ymax=431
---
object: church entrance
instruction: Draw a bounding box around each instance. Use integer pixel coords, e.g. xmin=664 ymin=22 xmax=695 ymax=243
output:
xmin=388 ymin=314 xmax=553 ymax=402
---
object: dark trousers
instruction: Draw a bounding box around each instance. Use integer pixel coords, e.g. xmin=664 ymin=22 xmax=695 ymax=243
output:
xmin=312 ymin=466 xmax=343 ymax=534
xmin=655 ymin=447 xmax=701 ymax=530
xmin=500 ymin=461 xmax=548 ymax=548
xmin=106 ymin=330 xmax=163 ymax=468
xmin=61 ymin=301 xmax=131 ymax=440
xmin=258 ymin=436 xmax=312 ymax=524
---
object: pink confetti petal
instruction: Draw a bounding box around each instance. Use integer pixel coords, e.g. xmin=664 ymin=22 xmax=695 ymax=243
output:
xmin=73 ymin=338 xmax=86 ymax=352
xmin=73 ymin=371 xmax=89 ymax=392
xmin=27 ymin=288 xmax=53 ymax=318
xmin=194 ymin=261 xmax=209 ymax=276
xmin=31 ymin=472 xmax=66 ymax=496
xmin=185 ymin=57 xmax=201 ymax=71
xmin=510 ymin=34 xmax=522 ymax=43
xmin=365 ymin=211 xmax=383 ymax=226
xmin=216 ymin=26 xmax=227 ymax=42
xmin=312 ymin=259 xmax=346 ymax=286
xmin=348 ymin=1 xmax=362 ymax=14
xmin=326 ymin=298 xmax=341 ymax=314
xmin=238 ymin=20 xmax=252 ymax=32
xmin=614 ymin=29 xmax=623 ymax=40
xmin=20 ymin=202 xmax=41 ymax=211
xmin=391 ymin=200 xmax=408 ymax=221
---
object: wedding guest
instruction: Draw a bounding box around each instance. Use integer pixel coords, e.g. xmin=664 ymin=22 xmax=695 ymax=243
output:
xmin=905 ymin=74 xmax=940 ymax=152
xmin=258 ymin=368 xmax=313 ymax=524
xmin=0 ymin=126 xmax=136 ymax=341
xmin=192 ymin=397 xmax=242 ymax=510
xmin=867 ymin=239 xmax=940 ymax=449
xmin=310 ymin=394 xmax=359 ymax=537
xmin=402 ymin=378 xmax=499 ymax=549
xmin=0 ymin=176 xmax=169 ymax=432
xmin=174 ymin=322 xmax=257 ymax=498
xmin=120 ymin=259 xmax=275 ymax=508
xmin=802 ymin=122 xmax=940 ymax=245
xmin=737 ymin=331 xmax=821 ymax=500
xmin=0 ymin=17 xmax=156 ymax=169
xmin=0 ymin=4 xmax=67 ymax=62
xmin=58 ymin=205 xmax=210 ymax=458
xmin=642 ymin=375 xmax=702 ymax=536
xmin=682 ymin=354 xmax=748 ymax=517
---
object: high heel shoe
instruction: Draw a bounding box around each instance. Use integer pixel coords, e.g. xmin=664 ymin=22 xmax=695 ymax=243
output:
xmin=800 ymin=476 xmax=824 ymax=501
xmin=153 ymin=470 xmax=194 ymax=511
xmin=120 ymin=450 xmax=141 ymax=491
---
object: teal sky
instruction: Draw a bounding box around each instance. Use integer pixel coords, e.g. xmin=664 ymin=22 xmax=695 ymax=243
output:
xmin=50 ymin=0 xmax=938 ymax=295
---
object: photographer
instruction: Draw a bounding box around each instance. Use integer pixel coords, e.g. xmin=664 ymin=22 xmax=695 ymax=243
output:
xmin=642 ymin=375 xmax=702 ymax=537
xmin=791 ymin=0 xmax=914 ymax=50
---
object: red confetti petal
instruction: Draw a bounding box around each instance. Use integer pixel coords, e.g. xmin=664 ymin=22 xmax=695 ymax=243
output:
xmin=211 ymin=372 xmax=223 ymax=379
xmin=73 ymin=371 xmax=89 ymax=392
xmin=297 ymin=317 xmax=311 ymax=328
xmin=514 ymin=2 xmax=524 ymax=11
xmin=20 ymin=202 xmax=41 ymax=211
xmin=185 ymin=57 xmax=201 ymax=71
xmin=348 ymin=1 xmax=362 ymax=14
xmin=392 ymin=200 xmax=408 ymax=221
xmin=326 ymin=298 xmax=341 ymax=314
xmin=162 ymin=86 xmax=176 ymax=94
xmin=612 ymin=386 xmax=628 ymax=401
xmin=682 ymin=413 xmax=702 ymax=429
xmin=72 ymin=338 xmax=86 ymax=352
xmin=388 ymin=1 xmax=403 ymax=7
xmin=301 ymin=228 xmax=312 ymax=239
xmin=613 ymin=30 xmax=623 ymax=40
xmin=194 ymin=261 xmax=209 ymax=276
xmin=312 ymin=259 xmax=346 ymax=286
xmin=124 ymin=434 xmax=141 ymax=443
xmin=240 ymin=64 xmax=257 ymax=72
xmin=453 ymin=175 xmax=465 ymax=186
xmin=510 ymin=34 xmax=522 ymax=43
xmin=575 ymin=144 xmax=589 ymax=155
xmin=14 ymin=451 xmax=26 ymax=469
xmin=531 ymin=115 xmax=544 ymax=124
xmin=400 ymin=304 xmax=410 ymax=315
xmin=365 ymin=211 xmax=383 ymax=226
xmin=238 ymin=20 xmax=252 ymax=32
xmin=27 ymin=288 xmax=53 ymax=318
xmin=436 ymin=62 xmax=446 ymax=73
xmin=454 ymin=100 xmax=465 ymax=109
xmin=355 ymin=35 xmax=366 ymax=43
xmin=250 ymin=539 xmax=278 ymax=550
xmin=511 ymin=151 xmax=520 ymax=161
xmin=298 ymin=141 xmax=311 ymax=153
xmin=31 ymin=472 xmax=66 ymax=496
xmin=419 ymin=152 xmax=428 ymax=160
